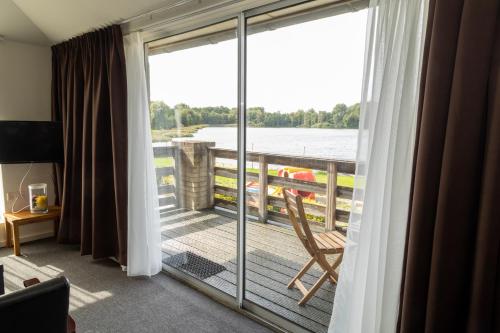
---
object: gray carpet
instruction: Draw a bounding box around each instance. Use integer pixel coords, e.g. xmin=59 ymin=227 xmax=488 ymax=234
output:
xmin=0 ymin=238 xmax=272 ymax=333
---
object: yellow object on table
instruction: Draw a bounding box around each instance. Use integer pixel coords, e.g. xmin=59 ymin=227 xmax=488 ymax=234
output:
xmin=34 ymin=195 xmax=48 ymax=210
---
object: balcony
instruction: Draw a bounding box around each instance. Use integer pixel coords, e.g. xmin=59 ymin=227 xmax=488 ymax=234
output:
xmin=155 ymin=139 xmax=356 ymax=332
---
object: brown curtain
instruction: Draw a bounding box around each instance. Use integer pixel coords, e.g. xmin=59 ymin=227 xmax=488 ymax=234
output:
xmin=51 ymin=25 xmax=128 ymax=265
xmin=399 ymin=0 xmax=500 ymax=332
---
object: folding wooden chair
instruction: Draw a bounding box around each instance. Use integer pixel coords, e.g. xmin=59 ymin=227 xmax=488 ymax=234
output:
xmin=283 ymin=189 xmax=346 ymax=305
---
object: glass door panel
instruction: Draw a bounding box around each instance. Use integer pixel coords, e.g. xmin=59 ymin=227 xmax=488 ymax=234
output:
xmin=147 ymin=19 xmax=239 ymax=297
xmin=245 ymin=3 xmax=367 ymax=331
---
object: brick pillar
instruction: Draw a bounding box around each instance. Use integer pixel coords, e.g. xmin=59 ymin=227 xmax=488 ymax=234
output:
xmin=173 ymin=139 xmax=215 ymax=210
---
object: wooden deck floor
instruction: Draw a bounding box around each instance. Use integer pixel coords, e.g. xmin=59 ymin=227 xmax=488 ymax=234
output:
xmin=160 ymin=208 xmax=338 ymax=333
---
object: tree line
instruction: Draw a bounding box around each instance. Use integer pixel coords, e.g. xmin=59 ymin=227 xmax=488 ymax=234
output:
xmin=149 ymin=101 xmax=360 ymax=130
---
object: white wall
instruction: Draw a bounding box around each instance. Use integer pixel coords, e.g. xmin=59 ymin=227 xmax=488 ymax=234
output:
xmin=0 ymin=40 xmax=54 ymax=247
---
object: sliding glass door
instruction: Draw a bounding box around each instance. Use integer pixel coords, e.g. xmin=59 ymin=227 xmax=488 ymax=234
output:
xmin=146 ymin=2 xmax=367 ymax=331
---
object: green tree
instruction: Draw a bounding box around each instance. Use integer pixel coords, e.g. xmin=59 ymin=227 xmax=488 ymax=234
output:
xmin=150 ymin=101 xmax=176 ymax=129
xmin=248 ymin=107 xmax=266 ymax=127
xmin=149 ymin=101 xmax=361 ymax=129
xmin=343 ymin=103 xmax=360 ymax=128
xmin=330 ymin=103 xmax=348 ymax=128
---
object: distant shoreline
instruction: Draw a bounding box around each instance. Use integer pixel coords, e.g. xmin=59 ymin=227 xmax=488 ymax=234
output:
xmin=152 ymin=124 xmax=358 ymax=143
xmin=203 ymin=124 xmax=358 ymax=129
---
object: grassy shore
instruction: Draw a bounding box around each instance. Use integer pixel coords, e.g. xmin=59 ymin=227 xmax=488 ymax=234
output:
xmin=154 ymin=157 xmax=354 ymax=189
xmin=151 ymin=125 xmax=206 ymax=142
xmin=155 ymin=157 xmax=174 ymax=168
xmin=214 ymin=167 xmax=354 ymax=188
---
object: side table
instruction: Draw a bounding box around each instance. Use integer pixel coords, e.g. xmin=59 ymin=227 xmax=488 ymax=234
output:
xmin=3 ymin=206 xmax=61 ymax=256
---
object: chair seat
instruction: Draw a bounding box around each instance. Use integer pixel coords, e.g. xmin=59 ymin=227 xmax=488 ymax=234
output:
xmin=313 ymin=231 xmax=346 ymax=254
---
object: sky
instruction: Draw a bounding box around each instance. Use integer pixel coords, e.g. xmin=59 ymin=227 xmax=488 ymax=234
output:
xmin=149 ymin=9 xmax=367 ymax=113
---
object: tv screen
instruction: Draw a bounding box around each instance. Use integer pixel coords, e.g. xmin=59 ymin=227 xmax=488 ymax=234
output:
xmin=0 ymin=121 xmax=64 ymax=164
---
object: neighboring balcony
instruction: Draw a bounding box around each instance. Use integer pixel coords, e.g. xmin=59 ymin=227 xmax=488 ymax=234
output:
xmin=155 ymin=139 xmax=356 ymax=333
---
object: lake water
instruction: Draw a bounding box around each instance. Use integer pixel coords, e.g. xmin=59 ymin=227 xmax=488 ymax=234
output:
xmin=191 ymin=127 xmax=358 ymax=160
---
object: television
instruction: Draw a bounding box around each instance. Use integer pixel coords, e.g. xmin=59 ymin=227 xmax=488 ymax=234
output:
xmin=0 ymin=121 xmax=64 ymax=164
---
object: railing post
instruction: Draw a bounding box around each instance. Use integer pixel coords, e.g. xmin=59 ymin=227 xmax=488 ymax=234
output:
xmin=173 ymin=139 xmax=215 ymax=210
xmin=173 ymin=145 xmax=182 ymax=209
xmin=258 ymin=155 xmax=268 ymax=223
xmin=325 ymin=162 xmax=337 ymax=231
xmin=208 ymin=148 xmax=215 ymax=208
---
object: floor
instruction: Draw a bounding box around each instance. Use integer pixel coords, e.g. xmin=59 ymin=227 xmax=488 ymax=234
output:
xmin=0 ymin=238 xmax=271 ymax=333
xmin=161 ymin=208 xmax=337 ymax=333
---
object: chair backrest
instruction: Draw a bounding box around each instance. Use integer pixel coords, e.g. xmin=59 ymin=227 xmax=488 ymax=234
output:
xmin=283 ymin=189 xmax=319 ymax=255
xmin=0 ymin=276 xmax=70 ymax=333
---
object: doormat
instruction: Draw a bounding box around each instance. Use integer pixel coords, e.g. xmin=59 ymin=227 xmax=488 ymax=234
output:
xmin=163 ymin=251 xmax=226 ymax=280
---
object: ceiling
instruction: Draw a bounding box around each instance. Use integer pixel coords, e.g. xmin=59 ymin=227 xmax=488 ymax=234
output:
xmin=0 ymin=0 xmax=179 ymax=45
xmin=0 ymin=0 xmax=50 ymax=45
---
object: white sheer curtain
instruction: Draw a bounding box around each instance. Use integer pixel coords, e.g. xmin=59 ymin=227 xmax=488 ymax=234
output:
xmin=124 ymin=32 xmax=162 ymax=277
xmin=330 ymin=0 xmax=428 ymax=332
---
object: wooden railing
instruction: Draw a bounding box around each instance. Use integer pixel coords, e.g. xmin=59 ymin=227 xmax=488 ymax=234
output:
xmin=153 ymin=144 xmax=356 ymax=231
xmin=153 ymin=146 xmax=178 ymax=208
xmin=209 ymin=148 xmax=355 ymax=230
